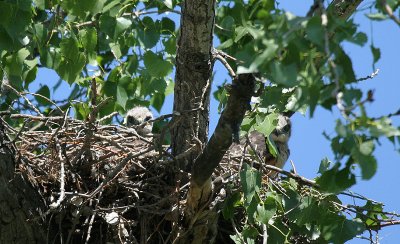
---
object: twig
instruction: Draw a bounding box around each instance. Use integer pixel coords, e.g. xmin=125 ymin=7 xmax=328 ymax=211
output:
xmin=49 ymin=138 xmax=66 ymax=209
xmin=23 ymin=90 xmax=64 ymax=114
xmin=356 ymin=69 xmax=380 ymax=82
xmin=290 ymin=160 xmax=297 ymax=175
xmin=212 ymin=48 xmax=236 ymax=77
xmin=98 ymin=112 xmax=119 ymax=123
xmin=381 ymin=0 xmax=400 ymax=26
xmin=88 ymin=146 xmax=154 ymax=198
xmin=3 ymin=84 xmax=44 ymax=117
xmin=11 ymin=119 xmax=29 ymax=144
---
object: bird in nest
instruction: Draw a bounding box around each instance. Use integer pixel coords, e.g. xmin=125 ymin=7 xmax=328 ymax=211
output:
xmin=229 ymin=114 xmax=291 ymax=179
xmin=124 ymin=106 xmax=154 ymax=136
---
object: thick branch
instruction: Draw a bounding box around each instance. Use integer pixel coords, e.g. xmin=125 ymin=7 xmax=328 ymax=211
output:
xmin=191 ymin=74 xmax=255 ymax=187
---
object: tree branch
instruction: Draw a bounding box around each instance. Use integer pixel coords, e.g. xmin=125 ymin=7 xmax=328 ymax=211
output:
xmin=191 ymin=73 xmax=255 ymax=187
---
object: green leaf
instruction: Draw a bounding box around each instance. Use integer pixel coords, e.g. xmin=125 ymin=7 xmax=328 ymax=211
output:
xmin=33 ymin=0 xmax=45 ymax=10
xmin=109 ymin=42 xmax=122 ymax=59
xmin=138 ymin=16 xmax=160 ymax=48
xmin=115 ymin=17 xmax=132 ymax=38
xmin=359 ymin=140 xmax=374 ymax=155
xmin=60 ymin=37 xmax=79 ymax=60
xmin=369 ymin=118 xmax=400 ymax=137
xmin=116 ymin=85 xmax=128 ymax=109
xmin=295 ymin=196 xmax=319 ymax=225
xmin=33 ymin=23 xmax=46 ymax=45
xmin=317 ymin=164 xmax=356 ymax=193
xmin=125 ymin=54 xmax=139 ymax=75
xmin=218 ymin=39 xmax=234 ymax=49
xmin=351 ymin=145 xmax=377 ymax=180
xmin=151 ymin=92 xmax=165 ymax=112
xmin=160 ymin=17 xmax=175 ymax=34
xmin=222 ymin=192 xmax=242 ymax=219
xmin=73 ymin=102 xmax=90 ymax=120
xmin=335 ymin=49 xmax=356 ymax=84
xmin=163 ymin=35 xmax=176 ymax=54
xmin=163 ymin=0 xmax=173 ymax=9
xmin=4 ymin=48 xmax=30 ymax=78
xmin=61 ymin=0 xmax=105 ymax=18
xmin=58 ymin=37 xmax=86 ymax=83
xmin=335 ymin=119 xmax=347 ymax=137
xmin=57 ymin=53 xmax=86 ymax=84
xmin=370 ymin=44 xmax=381 ymax=66
xmin=234 ymin=26 xmax=249 ymax=42
xmin=165 ymin=78 xmax=174 ymax=95
xmin=254 ymin=113 xmax=278 ymax=136
xmin=238 ymin=39 xmax=278 ymax=73
xmin=99 ymin=14 xmax=117 ymax=38
xmin=255 ymin=194 xmax=277 ymax=224
xmin=220 ymin=16 xmax=235 ymax=33
xmin=349 ymin=32 xmax=367 ymax=46
xmin=240 ymin=164 xmax=261 ymax=205
xmin=143 ymin=51 xmax=173 ymax=78
xmin=320 ymin=215 xmax=365 ymax=244
xmin=79 ymin=27 xmax=98 ymax=64
xmin=35 ymin=85 xmax=51 ymax=106
xmin=242 ymin=225 xmax=259 ymax=241
xmin=305 ymin=16 xmax=324 ymax=47
xmin=0 ymin=1 xmax=32 ymax=42
xmin=269 ymin=62 xmax=298 ymax=87
xmin=365 ymin=13 xmax=388 ymax=21
xmin=318 ymin=157 xmax=331 ymax=174
xmin=40 ymin=48 xmax=62 ymax=70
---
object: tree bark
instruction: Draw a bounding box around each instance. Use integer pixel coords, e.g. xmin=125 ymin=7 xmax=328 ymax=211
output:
xmin=0 ymin=120 xmax=46 ymax=243
xmin=175 ymin=74 xmax=256 ymax=243
xmin=171 ymin=0 xmax=216 ymax=171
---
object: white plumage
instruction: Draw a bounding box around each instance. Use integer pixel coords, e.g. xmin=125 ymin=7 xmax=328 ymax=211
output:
xmin=124 ymin=106 xmax=153 ymax=136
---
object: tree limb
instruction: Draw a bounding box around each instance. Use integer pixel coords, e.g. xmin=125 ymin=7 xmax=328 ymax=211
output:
xmin=191 ymin=73 xmax=255 ymax=187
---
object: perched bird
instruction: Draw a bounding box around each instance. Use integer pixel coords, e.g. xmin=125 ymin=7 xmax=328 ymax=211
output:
xmin=228 ymin=114 xmax=291 ymax=178
xmin=263 ymin=114 xmax=291 ymax=178
xmin=124 ymin=106 xmax=153 ymax=136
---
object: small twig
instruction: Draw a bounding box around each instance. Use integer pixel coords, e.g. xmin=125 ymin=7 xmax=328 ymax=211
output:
xmin=356 ymin=69 xmax=380 ymax=82
xmin=84 ymin=211 xmax=98 ymax=243
xmin=11 ymin=114 xmax=67 ymax=121
xmin=3 ymin=84 xmax=44 ymax=117
xmin=212 ymin=49 xmax=236 ymax=77
xmin=49 ymin=138 xmax=66 ymax=209
xmin=11 ymin=119 xmax=29 ymax=144
xmin=381 ymin=0 xmax=400 ymax=26
xmin=290 ymin=160 xmax=297 ymax=175
xmin=98 ymin=112 xmax=119 ymax=123
xmin=23 ymin=91 xmax=64 ymax=114
xmin=0 ymin=110 xmax=11 ymax=116
xmin=88 ymin=146 xmax=154 ymax=198
xmin=370 ymin=108 xmax=400 ymax=121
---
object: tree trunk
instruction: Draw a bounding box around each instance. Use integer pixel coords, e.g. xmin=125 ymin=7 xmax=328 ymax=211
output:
xmin=171 ymin=0 xmax=216 ymax=171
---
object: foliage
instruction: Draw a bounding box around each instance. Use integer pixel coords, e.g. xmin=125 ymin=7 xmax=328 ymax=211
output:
xmin=1 ymin=0 xmax=400 ymax=243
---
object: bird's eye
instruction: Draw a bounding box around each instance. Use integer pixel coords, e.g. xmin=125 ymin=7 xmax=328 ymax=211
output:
xmin=127 ymin=116 xmax=138 ymax=125
xmin=282 ymin=123 xmax=291 ymax=133
xmin=144 ymin=116 xmax=152 ymax=122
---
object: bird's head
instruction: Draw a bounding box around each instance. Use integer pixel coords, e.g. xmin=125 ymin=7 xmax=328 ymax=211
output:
xmin=271 ymin=115 xmax=291 ymax=143
xmin=124 ymin=106 xmax=153 ymax=136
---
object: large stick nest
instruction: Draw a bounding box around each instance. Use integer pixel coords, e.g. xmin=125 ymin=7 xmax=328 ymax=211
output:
xmin=4 ymin=113 xmax=245 ymax=243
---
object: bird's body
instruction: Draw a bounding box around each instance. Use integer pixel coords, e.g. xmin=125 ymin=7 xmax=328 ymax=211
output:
xmin=124 ymin=106 xmax=153 ymax=136
xmin=228 ymin=114 xmax=291 ymax=178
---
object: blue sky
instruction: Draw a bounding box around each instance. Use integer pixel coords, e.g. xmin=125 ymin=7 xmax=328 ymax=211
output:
xmin=30 ymin=1 xmax=400 ymax=242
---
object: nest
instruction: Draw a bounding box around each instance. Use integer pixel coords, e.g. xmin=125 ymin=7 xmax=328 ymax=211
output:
xmin=3 ymin=113 xmax=245 ymax=243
